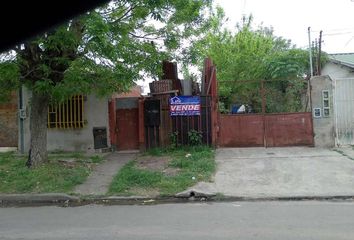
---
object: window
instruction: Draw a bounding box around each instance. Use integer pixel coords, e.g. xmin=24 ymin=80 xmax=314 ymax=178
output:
xmin=48 ymin=95 xmax=85 ymax=128
xmin=322 ymin=90 xmax=330 ymax=117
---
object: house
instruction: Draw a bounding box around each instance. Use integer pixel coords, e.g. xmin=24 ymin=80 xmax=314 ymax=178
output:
xmin=0 ymin=85 xmax=143 ymax=153
xmin=0 ymin=92 xmax=18 ymax=150
xmin=312 ymin=53 xmax=354 ymax=147
xmin=322 ymin=53 xmax=354 ymax=79
xmin=20 ymin=87 xmax=112 ymax=153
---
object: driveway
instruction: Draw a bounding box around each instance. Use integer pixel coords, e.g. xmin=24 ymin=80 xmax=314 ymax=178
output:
xmin=189 ymin=147 xmax=354 ymax=198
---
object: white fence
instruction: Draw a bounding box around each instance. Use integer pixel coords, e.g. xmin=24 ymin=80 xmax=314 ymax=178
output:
xmin=334 ymin=78 xmax=354 ymax=146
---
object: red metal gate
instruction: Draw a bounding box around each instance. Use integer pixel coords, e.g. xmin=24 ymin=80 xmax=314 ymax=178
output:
xmin=218 ymin=112 xmax=314 ymax=147
xmin=116 ymin=108 xmax=139 ymax=150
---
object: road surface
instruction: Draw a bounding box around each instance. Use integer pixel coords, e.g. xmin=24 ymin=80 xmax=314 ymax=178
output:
xmin=1 ymin=201 xmax=354 ymax=240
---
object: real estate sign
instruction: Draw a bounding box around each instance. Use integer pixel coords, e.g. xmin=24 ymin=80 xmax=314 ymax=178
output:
xmin=169 ymin=96 xmax=200 ymax=116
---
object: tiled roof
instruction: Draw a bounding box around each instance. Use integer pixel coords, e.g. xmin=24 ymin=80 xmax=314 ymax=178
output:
xmin=329 ymin=53 xmax=354 ymax=69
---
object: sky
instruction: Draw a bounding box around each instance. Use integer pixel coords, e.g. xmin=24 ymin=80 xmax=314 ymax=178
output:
xmin=214 ymin=0 xmax=354 ymax=54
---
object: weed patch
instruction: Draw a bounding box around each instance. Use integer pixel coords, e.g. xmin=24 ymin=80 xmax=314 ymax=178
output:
xmin=109 ymin=146 xmax=215 ymax=196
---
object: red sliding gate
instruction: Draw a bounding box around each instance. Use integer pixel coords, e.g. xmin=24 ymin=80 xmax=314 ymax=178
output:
xmin=218 ymin=112 xmax=314 ymax=147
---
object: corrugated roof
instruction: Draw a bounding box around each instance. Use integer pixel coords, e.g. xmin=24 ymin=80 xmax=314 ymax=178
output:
xmin=329 ymin=53 xmax=354 ymax=69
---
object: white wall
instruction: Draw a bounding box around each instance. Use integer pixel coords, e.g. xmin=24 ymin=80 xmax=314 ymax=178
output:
xmin=321 ymin=62 xmax=354 ymax=146
xmin=322 ymin=62 xmax=354 ymax=79
xmin=22 ymin=92 xmax=110 ymax=153
xmin=310 ymin=76 xmax=335 ymax=148
xmin=47 ymin=95 xmax=110 ymax=152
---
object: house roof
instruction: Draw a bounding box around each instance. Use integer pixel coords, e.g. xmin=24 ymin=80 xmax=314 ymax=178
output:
xmin=329 ymin=53 xmax=354 ymax=69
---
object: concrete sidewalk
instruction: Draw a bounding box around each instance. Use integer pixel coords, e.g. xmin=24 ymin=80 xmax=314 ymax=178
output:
xmin=3 ymin=147 xmax=354 ymax=206
xmin=74 ymin=152 xmax=136 ymax=195
xmin=187 ymin=147 xmax=354 ymax=198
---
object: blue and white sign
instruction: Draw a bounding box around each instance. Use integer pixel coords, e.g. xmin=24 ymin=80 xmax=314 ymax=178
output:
xmin=170 ymin=96 xmax=201 ymax=116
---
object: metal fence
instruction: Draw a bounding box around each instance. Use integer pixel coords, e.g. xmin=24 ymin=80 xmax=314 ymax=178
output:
xmin=144 ymin=95 xmax=212 ymax=148
xmin=334 ymin=78 xmax=354 ymax=145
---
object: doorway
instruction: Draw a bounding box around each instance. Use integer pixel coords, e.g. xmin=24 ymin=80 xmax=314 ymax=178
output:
xmin=116 ymin=98 xmax=139 ymax=151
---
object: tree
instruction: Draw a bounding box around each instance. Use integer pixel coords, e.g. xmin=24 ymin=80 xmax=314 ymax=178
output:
xmin=187 ymin=12 xmax=317 ymax=113
xmin=0 ymin=0 xmax=213 ymax=168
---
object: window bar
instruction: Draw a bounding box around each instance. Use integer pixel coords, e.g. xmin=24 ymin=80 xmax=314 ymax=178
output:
xmin=54 ymin=104 xmax=58 ymax=129
xmin=81 ymin=95 xmax=84 ymax=127
xmin=69 ymin=97 xmax=74 ymax=128
xmin=77 ymin=96 xmax=80 ymax=127
xmin=66 ymin=98 xmax=69 ymax=128
xmin=58 ymin=103 xmax=62 ymax=128
xmin=47 ymin=105 xmax=50 ymax=128
xmin=61 ymin=103 xmax=65 ymax=129
xmin=62 ymin=103 xmax=65 ymax=129
xmin=74 ymin=95 xmax=77 ymax=128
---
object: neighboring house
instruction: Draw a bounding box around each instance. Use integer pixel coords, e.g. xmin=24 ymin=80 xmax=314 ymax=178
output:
xmin=322 ymin=53 xmax=354 ymax=79
xmin=313 ymin=53 xmax=354 ymax=146
xmin=0 ymin=85 xmax=143 ymax=153
xmin=0 ymin=92 xmax=18 ymax=149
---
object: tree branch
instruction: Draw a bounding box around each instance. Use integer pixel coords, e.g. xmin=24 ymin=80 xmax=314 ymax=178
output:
xmin=113 ymin=4 xmax=137 ymax=24
xmin=128 ymin=32 xmax=162 ymax=40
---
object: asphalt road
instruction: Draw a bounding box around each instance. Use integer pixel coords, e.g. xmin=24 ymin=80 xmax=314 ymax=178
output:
xmin=1 ymin=201 xmax=354 ymax=240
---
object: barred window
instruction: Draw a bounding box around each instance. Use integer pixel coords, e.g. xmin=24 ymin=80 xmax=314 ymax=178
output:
xmin=48 ymin=95 xmax=85 ymax=128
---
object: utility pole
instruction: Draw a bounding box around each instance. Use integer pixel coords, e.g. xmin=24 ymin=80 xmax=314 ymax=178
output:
xmin=308 ymin=27 xmax=313 ymax=77
xmin=317 ymin=30 xmax=323 ymax=76
xmin=307 ymin=27 xmax=313 ymax=113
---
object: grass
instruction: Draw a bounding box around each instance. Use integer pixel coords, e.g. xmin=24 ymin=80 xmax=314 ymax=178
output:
xmin=108 ymin=146 xmax=215 ymax=196
xmin=0 ymin=151 xmax=104 ymax=193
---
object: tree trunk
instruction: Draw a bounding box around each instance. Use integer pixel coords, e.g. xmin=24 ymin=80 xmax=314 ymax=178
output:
xmin=27 ymin=91 xmax=49 ymax=168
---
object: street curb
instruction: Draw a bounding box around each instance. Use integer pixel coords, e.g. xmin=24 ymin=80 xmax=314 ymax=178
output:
xmin=0 ymin=194 xmax=192 ymax=207
xmin=210 ymin=195 xmax=354 ymax=202
xmin=0 ymin=193 xmax=80 ymax=207
xmin=2 ymin=193 xmax=354 ymax=207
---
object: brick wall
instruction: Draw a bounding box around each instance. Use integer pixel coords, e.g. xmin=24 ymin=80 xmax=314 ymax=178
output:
xmin=0 ymin=92 xmax=18 ymax=147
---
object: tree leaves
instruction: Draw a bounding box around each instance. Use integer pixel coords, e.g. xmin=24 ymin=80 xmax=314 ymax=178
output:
xmin=190 ymin=14 xmax=311 ymax=113
xmin=0 ymin=61 xmax=20 ymax=102
xmin=0 ymin=0 xmax=213 ymax=103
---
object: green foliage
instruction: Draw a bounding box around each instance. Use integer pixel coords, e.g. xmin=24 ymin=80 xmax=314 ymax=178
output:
xmin=0 ymin=0 xmax=213 ymax=103
xmin=169 ymin=131 xmax=179 ymax=149
xmin=109 ymin=146 xmax=215 ymax=196
xmin=188 ymin=129 xmax=202 ymax=146
xmin=0 ymin=61 xmax=20 ymax=102
xmin=187 ymin=13 xmax=322 ymax=113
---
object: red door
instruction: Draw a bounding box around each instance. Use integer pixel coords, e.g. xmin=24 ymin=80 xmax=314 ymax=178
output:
xmin=116 ymin=108 xmax=139 ymax=150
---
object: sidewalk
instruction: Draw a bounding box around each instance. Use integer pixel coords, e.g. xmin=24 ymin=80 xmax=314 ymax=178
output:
xmin=74 ymin=152 xmax=137 ymax=195
xmin=334 ymin=146 xmax=354 ymax=160
xmin=3 ymin=147 xmax=354 ymax=207
xmin=184 ymin=147 xmax=354 ymax=198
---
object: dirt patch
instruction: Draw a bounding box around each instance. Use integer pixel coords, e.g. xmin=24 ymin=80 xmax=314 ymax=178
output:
xmin=136 ymin=155 xmax=180 ymax=176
